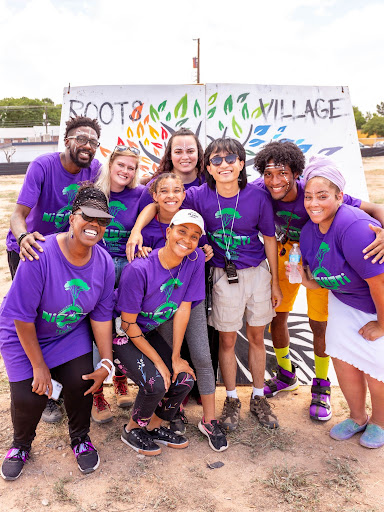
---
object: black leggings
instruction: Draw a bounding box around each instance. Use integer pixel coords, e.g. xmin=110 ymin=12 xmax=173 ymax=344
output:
xmin=10 ymin=353 xmax=93 ymax=450
xmin=113 ymin=331 xmax=194 ymax=426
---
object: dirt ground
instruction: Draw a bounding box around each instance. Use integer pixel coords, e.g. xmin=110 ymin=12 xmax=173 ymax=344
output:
xmin=0 ymin=159 xmax=384 ymax=512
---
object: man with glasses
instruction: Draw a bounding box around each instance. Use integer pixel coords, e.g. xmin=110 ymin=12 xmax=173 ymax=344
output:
xmin=6 ymin=115 xmax=102 ymax=423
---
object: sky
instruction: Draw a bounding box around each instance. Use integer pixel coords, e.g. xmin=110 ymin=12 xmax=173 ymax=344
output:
xmin=0 ymin=0 xmax=382 ymax=115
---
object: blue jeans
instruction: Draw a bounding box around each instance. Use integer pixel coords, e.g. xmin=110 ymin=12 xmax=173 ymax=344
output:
xmin=113 ymin=256 xmax=129 ymax=288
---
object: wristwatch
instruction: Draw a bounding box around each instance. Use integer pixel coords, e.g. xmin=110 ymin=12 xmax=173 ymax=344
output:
xmin=17 ymin=232 xmax=30 ymax=246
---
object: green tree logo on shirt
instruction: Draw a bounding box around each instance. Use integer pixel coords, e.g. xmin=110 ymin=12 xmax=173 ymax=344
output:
xmin=103 ymin=201 xmax=127 ymax=248
xmin=141 ymin=277 xmax=182 ymax=330
xmin=54 ymin=184 xmax=81 ymax=230
xmin=312 ymin=242 xmax=351 ymax=291
xmin=208 ymin=208 xmax=250 ymax=261
xmin=276 ymin=210 xmax=301 ymax=241
xmin=42 ymin=278 xmax=90 ymax=330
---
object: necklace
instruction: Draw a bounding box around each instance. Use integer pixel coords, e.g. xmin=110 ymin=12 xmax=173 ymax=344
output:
xmin=160 ymin=250 xmax=184 ymax=289
xmin=215 ymin=188 xmax=240 ymax=260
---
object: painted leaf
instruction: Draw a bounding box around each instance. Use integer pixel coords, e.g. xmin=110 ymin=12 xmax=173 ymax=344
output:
xmin=158 ymin=100 xmax=167 ymax=112
xmin=144 ymin=138 xmax=149 ymax=146
xmin=152 ymin=142 xmax=162 ymax=148
xmin=127 ymin=127 xmax=133 ymax=138
xmin=232 ymin=116 xmax=242 ymax=138
xmin=174 ymin=94 xmax=188 ymax=118
xmin=150 ymin=105 xmax=159 ymax=123
xmin=166 ymin=112 xmax=171 ymax=121
xmin=99 ymin=146 xmax=110 ymax=158
xmin=242 ymin=103 xmax=249 ymax=120
xmin=153 ymin=148 xmax=160 ymax=157
xmin=152 ymin=162 xmax=158 ymax=172
xmin=141 ymin=156 xmax=151 ymax=164
xmin=176 ymin=118 xmax=188 ymax=127
xmin=161 ymin=127 xmax=168 ymax=140
xmin=251 ymin=103 xmax=270 ymax=119
xmin=245 ymin=150 xmax=256 ymax=156
xmin=140 ymin=165 xmax=149 ymax=171
xmin=248 ymin=138 xmax=265 ymax=147
xmin=254 ymin=125 xmax=271 ymax=136
xmin=194 ymin=99 xmax=201 ymax=118
xmin=144 ymin=115 xmax=149 ymax=125
xmin=207 ymin=107 xmax=216 ymax=119
xmin=127 ymin=140 xmax=139 ymax=149
xmin=208 ymin=92 xmax=218 ymax=106
xmin=224 ymin=95 xmax=233 ymax=115
xmin=137 ymin=122 xmax=144 ymax=138
xmin=131 ymin=103 xmax=143 ymax=121
xmin=237 ymin=93 xmax=249 ymax=103
xmin=219 ymin=121 xmax=224 ymax=131
xmin=149 ymin=125 xmax=159 ymax=139
xmin=117 ymin=137 xmax=125 ymax=146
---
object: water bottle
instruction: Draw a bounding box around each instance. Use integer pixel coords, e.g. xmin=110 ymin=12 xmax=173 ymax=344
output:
xmin=289 ymin=243 xmax=302 ymax=284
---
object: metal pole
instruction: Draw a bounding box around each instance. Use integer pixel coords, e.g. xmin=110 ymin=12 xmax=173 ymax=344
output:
xmin=197 ymin=38 xmax=200 ymax=83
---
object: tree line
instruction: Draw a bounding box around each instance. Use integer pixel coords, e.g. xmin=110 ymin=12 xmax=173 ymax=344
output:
xmin=353 ymin=103 xmax=384 ymax=137
xmin=0 ymin=97 xmax=62 ymax=128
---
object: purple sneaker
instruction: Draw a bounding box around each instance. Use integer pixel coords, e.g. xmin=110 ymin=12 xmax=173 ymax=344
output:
xmin=309 ymin=378 xmax=332 ymax=421
xmin=330 ymin=417 xmax=369 ymax=441
xmin=264 ymin=364 xmax=299 ymax=397
xmin=360 ymin=423 xmax=384 ymax=449
xmin=1 ymin=447 xmax=29 ymax=481
xmin=71 ymin=435 xmax=100 ymax=474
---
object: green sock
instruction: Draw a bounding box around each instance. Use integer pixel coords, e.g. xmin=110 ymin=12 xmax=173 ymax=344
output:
xmin=314 ymin=354 xmax=330 ymax=380
xmin=274 ymin=347 xmax=292 ymax=372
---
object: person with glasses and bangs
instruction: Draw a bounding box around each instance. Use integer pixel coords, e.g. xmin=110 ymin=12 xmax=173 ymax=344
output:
xmin=90 ymin=145 xmax=143 ymax=424
xmin=127 ymin=138 xmax=282 ymax=433
xmin=0 ymin=184 xmax=115 ymax=481
xmin=5 ymin=115 xmax=102 ymax=424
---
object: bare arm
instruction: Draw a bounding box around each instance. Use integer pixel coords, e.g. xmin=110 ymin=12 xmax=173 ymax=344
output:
xmin=358 ymin=273 xmax=384 ymax=341
xmin=263 ymin=235 xmax=283 ymax=308
xmin=82 ymin=319 xmax=113 ymax=395
xmin=10 ymin=204 xmax=45 ymax=262
xmin=126 ymin=203 xmax=158 ymax=262
xmin=171 ymin=301 xmax=196 ymax=383
xmin=121 ymin=311 xmax=171 ymax=390
xmin=14 ymin=320 xmax=52 ymax=397
xmin=359 ymin=201 xmax=384 ymax=264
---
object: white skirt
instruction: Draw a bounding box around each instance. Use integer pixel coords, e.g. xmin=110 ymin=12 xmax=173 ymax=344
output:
xmin=326 ymin=293 xmax=384 ymax=382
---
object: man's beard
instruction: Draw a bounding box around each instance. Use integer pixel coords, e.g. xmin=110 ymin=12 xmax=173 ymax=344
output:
xmin=69 ymin=147 xmax=94 ymax=168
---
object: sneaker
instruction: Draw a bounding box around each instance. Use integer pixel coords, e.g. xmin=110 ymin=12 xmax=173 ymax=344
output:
xmin=121 ymin=425 xmax=161 ymax=456
xmin=360 ymin=423 xmax=384 ymax=449
xmin=198 ymin=419 xmax=228 ymax=452
xmin=91 ymin=390 xmax=113 ymax=423
xmin=250 ymin=395 xmax=279 ymax=429
xmin=41 ymin=399 xmax=63 ymax=423
xmin=113 ymin=375 xmax=133 ymax=408
xmin=310 ymin=378 xmax=332 ymax=421
xmin=146 ymin=426 xmax=189 ymax=449
xmin=169 ymin=408 xmax=188 ymax=435
xmin=220 ymin=397 xmax=241 ymax=431
xmin=330 ymin=417 xmax=369 ymax=441
xmin=71 ymin=435 xmax=100 ymax=474
xmin=264 ymin=364 xmax=299 ymax=398
xmin=1 ymin=447 xmax=29 ymax=481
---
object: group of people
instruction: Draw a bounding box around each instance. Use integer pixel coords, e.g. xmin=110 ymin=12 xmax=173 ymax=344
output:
xmin=0 ymin=114 xmax=383 ymax=482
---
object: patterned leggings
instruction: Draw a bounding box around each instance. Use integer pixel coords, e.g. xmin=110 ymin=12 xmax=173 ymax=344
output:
xmin=113 ymin=330 xmax=194 ymax=427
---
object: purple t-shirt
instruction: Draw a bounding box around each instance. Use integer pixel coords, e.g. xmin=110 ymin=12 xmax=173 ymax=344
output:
xmin=6 ymin=152 xmax=101 ymax=253
xmin=101 ymin=185 xmax=144 ymax=258
xmin=142 ymin=216 xmax=169 ymax=250
xmin=0 ymin=235 xmax=115 ymax=382
xmin=300 ymin=204 xmax=384 ymax=313
xmin=138 ymin=174 xmax=205 ymax=211
xmin=182 ymin=183 xmax=275 ymax=269
xmin=252 ymin=178 xmax=362 ymax=241
xmin=116 ymin=247 xmax=205 ymax=332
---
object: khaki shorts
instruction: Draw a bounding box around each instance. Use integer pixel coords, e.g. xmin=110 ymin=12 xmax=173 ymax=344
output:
xmin=208 ymin=261 xmax=275 ymax=332
xmin=275 ymin=240 xmax=328 ymax=322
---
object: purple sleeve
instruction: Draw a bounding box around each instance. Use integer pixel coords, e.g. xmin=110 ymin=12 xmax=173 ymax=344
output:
xmin=182 ymin=187 xmax=200 ymax=212
xmin=1 ymin=259 xmax=45 ymax=322
xmin=250 ymin=177 xmax=267 ymax=190
xmin=255 ymin=190 xmax=276 ymax=237
xmin=183 ymin=250 xmax=205 ymax=303
xmin=138 ymin=185 xmax=154 ymax=211
xmin=343 ymin=194 xmax=362 ymax=209
xmin=341 ymin=220 xmax=384 ymax=279
xmin=16 ymin=160 xmax=44 ymax=209
xmin=89 ymin=258 xmax=115 ymax=322
xmin=116 ymin=264 xmax=145 ymax=314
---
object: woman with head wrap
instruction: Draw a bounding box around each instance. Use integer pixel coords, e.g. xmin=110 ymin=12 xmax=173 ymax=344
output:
xmin=0 ymin=183 xmax=115 ymax=480
xmin=292 ymin=155 xmax=384 ymax=449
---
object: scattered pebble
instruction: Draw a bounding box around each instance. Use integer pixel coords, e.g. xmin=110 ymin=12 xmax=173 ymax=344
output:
xmin=41 ymin=499 xmax=49 ymax=506
xmin=57 ymin=446 xmax=62 ymax=451
xmin=136 ymin=454 xmax=145 ymax=459
xmin=62 ymin=453 xmax=67 ymax=458
xmin=69 ymin=471 xmax=73 ymax=476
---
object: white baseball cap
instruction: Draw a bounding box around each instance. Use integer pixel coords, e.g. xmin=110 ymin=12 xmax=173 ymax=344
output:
xmin=170 ymin=209 xmax=205 ymax=236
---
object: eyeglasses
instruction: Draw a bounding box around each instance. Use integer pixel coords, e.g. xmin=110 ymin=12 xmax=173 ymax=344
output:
xmin=66 ymin=135 xmax=100 ymax=149
xmin=111 ymin=145 xmax=140 ymax=158
xmin=73 ymin=212 xmax=111 ymax=227
xmin=209 ymin=154 xmax=238 ymax=166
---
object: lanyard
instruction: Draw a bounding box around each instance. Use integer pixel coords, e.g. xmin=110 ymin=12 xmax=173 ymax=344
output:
xmin=215 ymin=188 xmax=240 ymax=261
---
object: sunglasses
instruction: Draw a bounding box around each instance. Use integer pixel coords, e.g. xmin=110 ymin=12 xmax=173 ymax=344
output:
xmin=209 ymin=154 xmax=238 ymax=166
xmin=111 ymin=145 xmax=140 ymax=158
xmin=73 ymin=212 xmax=111 ymax=227
xmin=66 ymin=135 xmax=100 ymax=149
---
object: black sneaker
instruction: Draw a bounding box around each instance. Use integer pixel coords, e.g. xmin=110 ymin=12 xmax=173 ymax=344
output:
xmin=146 ymin=426 xmax=189 ymax=449
xmin=71 ymin=435 xmax=100 ymax=474
xmin=1 ymin=447 xmax=29 ymax=481
xmin=198 ymin=419 xmax=229 ymax=452
xmin=121 ymin=425 xmax=161 ymax=456
xmin=169 ymin=408 xmax=188 ymax=435
xmin=41 ymin=399 xmax=63 ymax=424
